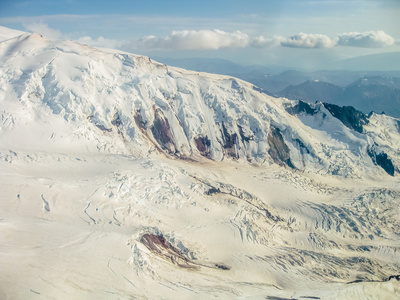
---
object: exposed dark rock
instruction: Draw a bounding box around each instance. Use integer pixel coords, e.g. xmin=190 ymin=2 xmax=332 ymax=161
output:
xmin=95 ymin=124 xmax=112 ymax=132
xmin=230 ymin=79 xmax=242 ymax=91
xmin=367 ymin=147 xmax=395 ymax=176
xmin=348 ymin=274 xmax=400 ymax=284
xmin=286 ymin=100 xmax=317 ymax=116
xmin=194 ymin=136 xmax=211 ymax=158
xmin=214 ymin=263 xmax=230 ymax=270
xmin=323 ymin=103 xmax=369 ymax=133
xmin=221 ymin=122 xmax=237 ymax=148
xmin=220 ymin=122 xmax=238 ymax=158
xmin=111 ymin=112 xmax=126 ymax=138
xmin=140 ymin=233 xmax=230 ymax=271
xmin=237 ymin=124 xmax=254 ymax=142
xmin=150 ymin=108 xmax=177 ymax=154
xmin=293 ymin=138 xmax=315 ymax=168
xmin=134 ymin=109 xmax=147 ymax=130
xmin=375 ymin=153 xmax=395 ymax=176
xmin=88 ymin=116 xmax=112 ymax=132
xmin=111 ymin=113 xmax=122 ymax=127
xmin=141 ymin=233 xmax=198 ymax=269
xmin=294 ymin=139 xmax=311 ymax=155
xmin=206 ymin=187 xmax=220 ymax=195
xmin=266 ymin=296 xmax=297 ymax=300
xmin=267 ymin=126 xmax=295 ymax=169
xmin=141 ymin=234 xmax=172 ymax=254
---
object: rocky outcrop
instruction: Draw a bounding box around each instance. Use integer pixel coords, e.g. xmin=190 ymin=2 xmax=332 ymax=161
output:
xmin=141 ymin=234 xmax=199 ymax=269
xmin=194 ymin=136 xmax=211 ymax=158
xmin=286 ymin=100 xmax=317 ymax=116
xmin=323 ymin=103 xmax=369 ymax=133
xmin=267 ymin=126 xmax=295 ymax=169
xmin=220 ymin=122 xmax=238 ymax=159
xmin=237 ymin=124 xmax=254 ymax=142
xmin=111 ymin=113 xmax=122 ymax=127
xmin=367 ymin=146 xmax=395 ymax=176
xmin=88 ymin=115 xmax=112 ymax=132
xmin=140 ymin=233 xmax=230 ymax=271
xmin=134 ymin=109 xmax=147 ymax=130
xmin=150 ymin=108 xmax=177 ymax=154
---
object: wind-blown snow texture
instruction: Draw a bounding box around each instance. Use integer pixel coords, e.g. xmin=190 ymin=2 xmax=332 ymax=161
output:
xmin=1 ymin=26 xmax=400 ymax=299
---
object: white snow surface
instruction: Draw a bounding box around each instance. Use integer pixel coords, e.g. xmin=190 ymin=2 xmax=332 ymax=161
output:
xmin=1 ymin=26 xmax=400 ymax=299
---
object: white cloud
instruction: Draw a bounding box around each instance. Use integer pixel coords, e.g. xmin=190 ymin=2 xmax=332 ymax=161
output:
xmin=23 ymin=22 xmax=62 ymax=40
xmin=77 ymin=36 xmax=121 ymax=49
xmin=337 ymin=31 xmax=395 ymax=48
xmin=21 ymin=21 xmax=121 ymax=49
xmin=281 ymin=33 xmax=336 ymax=48
xmin=250 ymin=35 xmax=284 ymax=48
xmin=18 ymin=22 xmax=397 ymax=52
xmin=135 ymin=29 xmax=250 ymax=50
xmin=277 ymin=31 xmax=395 ymax=49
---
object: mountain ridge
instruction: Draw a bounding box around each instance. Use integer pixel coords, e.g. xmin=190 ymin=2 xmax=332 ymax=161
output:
xmin=1 ymin=28 xmax=399 ymax=178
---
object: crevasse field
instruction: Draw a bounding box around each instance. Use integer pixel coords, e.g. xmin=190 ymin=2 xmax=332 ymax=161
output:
xmin=0 ymin=26 xmax=399 ymax=299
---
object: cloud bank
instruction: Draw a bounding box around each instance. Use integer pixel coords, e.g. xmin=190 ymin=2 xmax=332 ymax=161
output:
xmin=136 ymin=29 xmax=250 ymax=50
xmin=22 ymin=22 xmax=121 ymax=49
xmin=134 ymin=29 xmax=395 ymax=51
xmin=77 ymin=36 xmax=122 ymax=49
xmin=23 ymin=22 xmax=62 ymax=40
xmin=280 ymin=33 xmax=336 ymax=48
xmin=21 ymin=23 xmax=396 ymax=51
xmin=250 ymin=35 xmax=284 ymax=48
xmin=336 ymin=31 xmax=395 ymax=48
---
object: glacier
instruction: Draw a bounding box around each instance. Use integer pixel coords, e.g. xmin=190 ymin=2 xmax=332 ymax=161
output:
xmin=0 ymin=26 xmax=400 ymax=299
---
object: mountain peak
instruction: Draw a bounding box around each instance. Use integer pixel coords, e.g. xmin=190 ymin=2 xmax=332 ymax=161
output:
xmin=0 ymin=26 xmax=26 ymax=42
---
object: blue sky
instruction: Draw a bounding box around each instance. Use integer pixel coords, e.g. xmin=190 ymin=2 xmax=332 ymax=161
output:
xmin=1 ymin=0 xmax=399 ymax=69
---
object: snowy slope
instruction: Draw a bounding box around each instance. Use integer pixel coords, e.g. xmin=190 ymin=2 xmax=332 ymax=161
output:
xmin=1 ymin=26 xmax=400 ymax=299
xmin=1 ymin=27 xmax=399 ymax=177
xmin=0 ymin=26 xmax=26 ymax=42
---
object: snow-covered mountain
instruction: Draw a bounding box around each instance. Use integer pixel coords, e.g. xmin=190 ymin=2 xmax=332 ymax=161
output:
xmin=1 ymin=27 xmax=399 ymax=178
xmin=1 ymin=26 xmax=400 ymax=299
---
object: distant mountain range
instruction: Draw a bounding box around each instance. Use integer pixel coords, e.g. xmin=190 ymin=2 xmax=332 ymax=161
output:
xmin=333 ymin=52 xmax=400 ymax=71
xmin=277 ymin=76 xmax=400 ymax=119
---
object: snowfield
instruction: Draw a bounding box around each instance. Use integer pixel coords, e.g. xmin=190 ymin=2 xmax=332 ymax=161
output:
xmin=0 ymin=26 xmax=400 ymax=299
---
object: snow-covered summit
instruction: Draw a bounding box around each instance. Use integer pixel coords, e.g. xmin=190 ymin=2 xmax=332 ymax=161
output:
xmin=0 ymin=26 xmax=26 ymax=42
xmin=0 ymin=26 xmax=399 ymax=177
